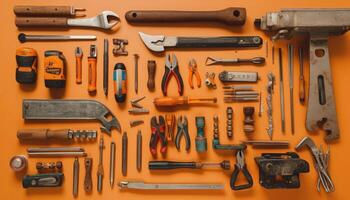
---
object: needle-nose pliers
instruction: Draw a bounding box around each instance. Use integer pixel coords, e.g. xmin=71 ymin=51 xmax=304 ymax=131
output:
xmin=161 ymin=54 xmax=184 ymax=96
xmin=175 ymin=116 xmax=190 ymax=151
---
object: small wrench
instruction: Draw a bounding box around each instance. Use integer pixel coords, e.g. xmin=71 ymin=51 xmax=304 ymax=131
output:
xmin=15 ymin=11 xmax=120 ymax=30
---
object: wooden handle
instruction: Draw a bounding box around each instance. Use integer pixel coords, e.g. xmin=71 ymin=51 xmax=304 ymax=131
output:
xmin=125 ymin=7 xmax=246 ymax=26
xmin=14 ymin=6 xmax=73 ymax=17
xmin=88 ymin=57 xmax=97 ymax=92
xmin=76 ymin=57 xmax=82 ymax=84
xmin=17 ymin=129 xmax=69 ymax=140
xmin=15 ymin=17 xmax=68 ymax=28
xmin=154 ymin=97 xmax=188 ymax=107
xmin=147 ymin=60 xmax=156 ymax=90
xmin=299 ymin=76 xmax=305 ymax=104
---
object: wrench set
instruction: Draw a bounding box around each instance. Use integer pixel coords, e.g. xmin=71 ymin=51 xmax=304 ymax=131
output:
xmin=10 ymin=4 xmax=349 ymax=198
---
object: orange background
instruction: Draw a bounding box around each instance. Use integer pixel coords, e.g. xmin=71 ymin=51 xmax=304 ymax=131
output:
xmin=1 ymin=0 xmax=350 ymax=199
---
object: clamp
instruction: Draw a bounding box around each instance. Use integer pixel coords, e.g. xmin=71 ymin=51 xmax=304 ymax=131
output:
xmin=230 ymin=150 xmax=253 ymax=190
xmin=175 ymin=116 xmax=190 ymax=151
xmin=150 ymin=116 xmax=167 ymax=157
xmin=161 ymin=54 xmax=184 ymax=96
xmin=188 ymin=59 xmax=201 ymax=89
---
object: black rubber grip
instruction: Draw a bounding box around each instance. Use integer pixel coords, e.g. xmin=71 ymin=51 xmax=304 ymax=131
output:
xmin=149 ymin=161 xmax=197 ymax=170
xmin=176 ymin=36 xmax=262 ymax=48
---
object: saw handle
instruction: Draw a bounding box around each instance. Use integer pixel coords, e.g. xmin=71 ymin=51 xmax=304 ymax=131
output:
xmin=17 ymin=129 xmax=69 ymax=140
xmin=125 ymin=7 xmax=246 ymax=26
xmin=14 ymin=6 xmax=73 ymax=17
xmin=15 ymin=17 xmax=68 ymax=28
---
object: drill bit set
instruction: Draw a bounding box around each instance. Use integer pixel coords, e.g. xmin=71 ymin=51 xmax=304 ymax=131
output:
xmin=223 ymin=85 xmax=260 ymax=103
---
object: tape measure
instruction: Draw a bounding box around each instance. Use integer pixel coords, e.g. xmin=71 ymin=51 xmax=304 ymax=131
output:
xmin=44 ymin=50 xmax=66 ymax=88
xmin=16 ymin=47 xmax=38 ymax=84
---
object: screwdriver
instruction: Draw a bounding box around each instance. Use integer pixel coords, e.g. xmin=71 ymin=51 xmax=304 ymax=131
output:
xmin=154 ymin=96 xmax=217 ymax=107
xmin=17 ymin=129 xmax=97 ymax=141
xmin=149 ymin=160 xmax=231 ymax=170
xmin=75 ymin=47 xmax=83 ymax=84
xmin=88 ymin=45 xmax=97 ymax=93
xmin=206 ymin=56 xmax=265 ymax=65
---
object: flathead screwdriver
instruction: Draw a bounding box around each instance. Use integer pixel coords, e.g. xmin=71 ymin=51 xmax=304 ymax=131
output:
xmin=149 ymin=160 xmax=231 ymax=170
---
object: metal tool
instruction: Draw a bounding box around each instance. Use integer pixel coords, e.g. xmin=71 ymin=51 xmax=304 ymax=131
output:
xmin=266 ymin=72 xmax=275 ymax=139
xmin=295 ymin=136 xmax=334 ymax=192
xmin=223 ymin=85 xmax=253 ymax=90
xmin=188 ymin=59 xmax=201 ymax=89
xmin=15 ymin=11 xmax=120 ymax=30
xmin=73 ymin=158 xmax=79 ymax=198
xmin=119 ymin=181 xmax=224 ymax=190
xmin=137 ymin=131 xmax=142 ymax=172
xmin=28 ymin=147 xmax=85 ymax=152
xmin=17 ymin=129 xmax=97 ymax=142
xmin=75 ymin=47 xmax=83 ymax=84
xmin=226 ymin=107 xmax=233 ymax=138
xmin=147 ymin=60 xmax=156 ymax=91
xmin=150 ymin=116 xmax=167 ymax=157
xmin=18 ymin=33 xmax=96 ymax=43
xmin=230 ymin=150 xmax=253 ymax=190
xmin=122 ymin=132 xmax=128 ymax=176
xmin=288 ymin=44 xmax=295 ymax=134
xmin=258 ymin=92 xmax=263 ymax=117
xmin=22 ymin=173 xmax=64 ymax=188
xmin=130 ymin=96 xmax=146 ymax=108
xmin=14 ymin=5 xmax=86 ymax=17
xmin=110 ymin=141 xmax=116 ymax=188
xmin=103 ymin=39 xmax=109 ymax=96
xmin=125 ymin=7 xmax=246 ymax=26
xmin=255 ymin=9 xmax=348 ymax=141
xmin=162 ymin=54 xmax=184 ymax=96
xmin=139 ymin=32 xmax=263 ymax=53
xmin=243 ymin=107 xmax=255 ymax=134
xmin=195 ymin=117 xmax=207 ymax=152
xmin=113 ymin=39 xmax=128 ymax=55
xmin=130 ymin=120 xmax=144 ymax=127
xmin=36 ymin=161 xmax=63 ymax=172
xmin=175 ymin=116 xmax=190 ymax=151
xmin=128 ymin=108 xmax=149 ymax=114
xmin=205 ymin=72 xmax=217 ymax=89
xmin=10 ymin=155 xmax=27 ymax=172
xmin=243 ymin=140 xmax=290 ymax=148
xmin=154 ymin=96 xmax=217 ymax=107
xmin=28 ymin=147 xmax=86 ymax=157
xmin=97 ymin=136 xmax=104 ymax=193
xmin=255 ymin=152 xmax=309 ymax=189
xmin=84 ymin=158 xmax=93 ymax=192
xmin=134 ymin=54 xmax=139 ymax=94
xmin=22 ymin=99 xmax=121 ymax=134
xmin=114 ymin=63 xmax=127 ymax=103
xmin=298 ymin=47 xmax=306 ymax=104
xmin=88 ymin=45 xmax=97 ymax=93
xmin=219 ymin=71 xmax=259 ymax=83
xmin=149 ymin=160 xmax=230 ymax=170
xmin=278 ymin=48 xmax=286 ymax=133
xmin=206 ymin=56 xmax=265 ymax=66
xmin=165 ymin=114 xmax=176 ymax=142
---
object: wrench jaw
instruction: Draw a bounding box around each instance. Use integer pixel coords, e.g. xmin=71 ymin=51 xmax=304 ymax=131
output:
xmin=98 ymin=110 xmax=121 ymax=135
xmin=67 ymin=10 xmax=120 ymax=30
xmin=306 ymin=37 xmax=340 ymax=142
xmin=139 ymin=32 xmax=165 ymax=52
xmin=100 ymin=11 xmax=120 ymax=30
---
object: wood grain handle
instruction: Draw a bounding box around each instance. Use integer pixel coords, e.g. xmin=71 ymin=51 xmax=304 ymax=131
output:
xmin=17 ymin=129 xmax=69 ymax=140
xmin=15 ymin=17 xmax=68 ymax=28
xmin=147 ymin=60 xmax=156 ymax=90
xmin=14 ymin=6 xmax=73 ymax=17
xmin=125 ymin=7 xmax=246 ymax=26
xmin=299 ymin=76 xmax=305 ymax=104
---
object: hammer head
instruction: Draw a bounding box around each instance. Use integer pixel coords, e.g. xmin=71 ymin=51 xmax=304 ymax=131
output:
xmin=139 ymin=32 xmax=165 ymax=52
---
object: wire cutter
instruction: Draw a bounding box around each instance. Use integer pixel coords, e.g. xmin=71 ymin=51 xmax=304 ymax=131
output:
xmin=188 ymin=59 xmax=201 ymax=89
xmin=175 ymin=116 xmax=190 ymax=151
xmin=230 ymin=150 xmax=253 ymax=190
xmin=161 ymin=54 xmax=184 ymax=96
xmin=150 ymin=116 xmax=167 ymax=157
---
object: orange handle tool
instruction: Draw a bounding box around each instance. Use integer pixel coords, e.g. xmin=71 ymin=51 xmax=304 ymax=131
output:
xmin=154 ymin=96 xmax=217 ymax=107
xmin=75 ymin=47 xmax=83 ymax=84
xmin=88 ymin=45 xmax=97 ymax=93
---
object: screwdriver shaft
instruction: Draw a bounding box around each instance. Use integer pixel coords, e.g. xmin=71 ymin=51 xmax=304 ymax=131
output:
xmin=109 ymin=141 xmax=116 ymax=188
xmin=279 ymin=48 xmax=286 ymax=133
xmin=103 ymin=39 xmax=109 ymax=96
xmin=288 ymin=44 xmax=295 ymax=134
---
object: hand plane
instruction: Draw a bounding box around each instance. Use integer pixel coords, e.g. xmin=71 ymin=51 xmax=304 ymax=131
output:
xmin=255 ymin=9 xmax=350 ymax=142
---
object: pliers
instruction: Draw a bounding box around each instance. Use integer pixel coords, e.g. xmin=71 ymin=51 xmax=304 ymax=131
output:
xmin=188 ymin=59 xmax=201 ymax=89
xmin=150 ymin=116 xmax=167 ymax=157
xmin=230 ymin=150 xmax=253 ymax=190
xmin=161 ymin=54 xmax=184 ymax=96
xmin=175 ymin=116 xmax=190 ymax=151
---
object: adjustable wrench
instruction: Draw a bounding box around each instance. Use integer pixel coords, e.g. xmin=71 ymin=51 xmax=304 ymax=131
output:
xmin=15 ymin=11 xmax=119 ymax=30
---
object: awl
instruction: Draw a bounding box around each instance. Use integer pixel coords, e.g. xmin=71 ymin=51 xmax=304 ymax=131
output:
xmin=119 ymin=181 xmax=223 ymax=190
xmin=139 ymin=32 xmax=262 ymax=53
xmin=18 ymin=33 xmax=96 ymax=43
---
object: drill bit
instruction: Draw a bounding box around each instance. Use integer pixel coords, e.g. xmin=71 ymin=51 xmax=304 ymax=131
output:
xmin=136 ymin=130 xmax=142 ymax=172
xmin=97 ymin=136 xmax=104 ymax=192
xmin=278 ymin=48 xmax=286 ymax=133
xmin=122 ymin=132 xmax=128 ymax=176
xmin=103 ymin=39 xmax=109 ymax=96
xmin=134 ymin=54 xmax=139 ymax=94
xmin=267 ymin=72 xmax=276 ymax=140
xmin=109 ymin=141 xmax=116 ymax=188
xmin=73 ymin=157 xmax=79 ymax=198
xmin=288 ymin=44 xmax=295 ymax=134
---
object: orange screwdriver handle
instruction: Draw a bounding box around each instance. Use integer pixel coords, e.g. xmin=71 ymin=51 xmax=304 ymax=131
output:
xmin=154 ymin=97 xmax=188 ymax=107
xmin=88 ymin=57 xmax=97 ymax=92
xmin=76 ymin=56 xmax=82 ymax=84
